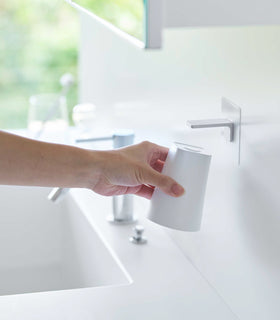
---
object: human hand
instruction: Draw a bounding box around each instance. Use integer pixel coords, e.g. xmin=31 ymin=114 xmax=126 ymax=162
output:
xmin=0 ymin=132 xmax=184 ymax=197
xmin=89 ymin=141 xmax=185 ymax=199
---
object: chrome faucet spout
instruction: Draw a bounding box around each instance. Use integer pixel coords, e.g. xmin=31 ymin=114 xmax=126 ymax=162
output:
xmin=75 ymin=136 xmax=113 ymax=143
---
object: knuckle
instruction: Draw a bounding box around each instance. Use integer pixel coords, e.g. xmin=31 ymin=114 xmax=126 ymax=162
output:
xmin=140 ymin=140 xmax=151 ymax=149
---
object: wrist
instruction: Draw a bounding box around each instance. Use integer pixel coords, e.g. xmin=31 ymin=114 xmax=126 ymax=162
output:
xmin=77 ymin=149 xmax=106 ymax=189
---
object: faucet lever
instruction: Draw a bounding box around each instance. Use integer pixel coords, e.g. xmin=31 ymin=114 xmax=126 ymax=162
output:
xmin=75 ymin=136 xmax=113 ymax=143
xmin=76 ymin=130 xmax=135 ymax=148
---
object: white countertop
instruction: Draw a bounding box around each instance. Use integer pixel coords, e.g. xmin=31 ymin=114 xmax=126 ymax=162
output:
xmin=0 ymin=128 xmax=238 ymax=319
xmin=0 ymin=187 xmax=237 ymax=319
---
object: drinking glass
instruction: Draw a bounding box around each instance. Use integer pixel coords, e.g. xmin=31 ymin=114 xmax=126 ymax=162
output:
xmin=28 ymin=94 xmax=69 ymax=143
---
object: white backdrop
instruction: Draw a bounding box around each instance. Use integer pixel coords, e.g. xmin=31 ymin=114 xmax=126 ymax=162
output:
xmin=79 ymin=12 xmax=280 ymax=319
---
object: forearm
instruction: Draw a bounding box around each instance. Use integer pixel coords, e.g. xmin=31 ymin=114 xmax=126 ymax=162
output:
xmin=0 ymin=131 xmax=99 ymax=188
xmin=0 ymin=131 xmax=184 ymax=198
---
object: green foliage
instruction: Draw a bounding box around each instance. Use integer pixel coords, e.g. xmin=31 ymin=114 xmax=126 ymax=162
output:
xmin=0 ymin=0 xmax=143 ymax=129
xmin=0 ymin=0 xmax=79 ymax=128
xmin=75 ymin=0 xmax=143 ymax=39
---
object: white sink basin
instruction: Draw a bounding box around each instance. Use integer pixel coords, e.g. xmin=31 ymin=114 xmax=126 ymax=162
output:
xmin=0 ymin=186 xmax=130 ymax=296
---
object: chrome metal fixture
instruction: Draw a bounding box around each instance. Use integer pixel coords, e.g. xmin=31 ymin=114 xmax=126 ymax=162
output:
xmin=129 ymin=225 xmax=147 ymax=244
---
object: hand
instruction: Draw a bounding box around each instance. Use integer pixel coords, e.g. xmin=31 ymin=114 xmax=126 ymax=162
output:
xmin=90 ymin=141 xmax=185 ymax=199
xmin=0 ymin=132 xmax=184 ymax=199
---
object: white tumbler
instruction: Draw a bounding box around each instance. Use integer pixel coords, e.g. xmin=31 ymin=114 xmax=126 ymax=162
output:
xmin=147 ymin=143 xmax=211 ymax=232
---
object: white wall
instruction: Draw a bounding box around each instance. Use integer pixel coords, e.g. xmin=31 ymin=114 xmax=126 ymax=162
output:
xmin=79 ymin=12 xmax=280 ymax=319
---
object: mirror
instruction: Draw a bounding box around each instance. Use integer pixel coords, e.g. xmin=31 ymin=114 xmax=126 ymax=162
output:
xmin=66 ymin=0 xmax=162 ymax=49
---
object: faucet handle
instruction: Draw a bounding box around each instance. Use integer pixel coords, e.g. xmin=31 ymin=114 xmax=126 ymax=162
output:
xmin=130 ymin=225 xmax=147 ymax=244
xmin=75 ymin=129 xmax=135 ymax=148
xmin=112 ymin=130 xmax=134 ymax=148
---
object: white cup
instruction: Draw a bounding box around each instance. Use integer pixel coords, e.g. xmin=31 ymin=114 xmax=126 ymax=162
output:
xmin=147 ymin=143 xmax=211 ymax=232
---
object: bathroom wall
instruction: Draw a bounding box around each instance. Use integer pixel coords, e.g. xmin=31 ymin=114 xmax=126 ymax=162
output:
xmin=79 ymin=12 xmax=280 ymax=320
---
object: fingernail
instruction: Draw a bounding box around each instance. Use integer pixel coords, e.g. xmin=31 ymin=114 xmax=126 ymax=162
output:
xmin=171 ymin=183 xmax=185 ymax=197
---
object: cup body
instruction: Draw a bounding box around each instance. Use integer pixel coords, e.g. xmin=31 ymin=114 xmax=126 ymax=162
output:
xmin=147 ymin=143 xmax=211 ymax=231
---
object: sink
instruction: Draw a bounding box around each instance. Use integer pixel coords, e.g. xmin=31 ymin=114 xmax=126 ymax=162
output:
xmin=0 ymin=186 xmax=130 ymax=296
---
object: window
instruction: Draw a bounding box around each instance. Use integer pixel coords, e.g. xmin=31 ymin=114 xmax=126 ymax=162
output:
xmin=0 ymin=0 xmax=78 ymax=129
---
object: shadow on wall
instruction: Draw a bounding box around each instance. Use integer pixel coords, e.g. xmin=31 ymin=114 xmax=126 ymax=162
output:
xmin=236 ymin=138 xmax=280 ymax=271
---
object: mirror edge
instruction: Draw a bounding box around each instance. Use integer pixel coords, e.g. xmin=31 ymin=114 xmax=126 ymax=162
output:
xmin=65 ymin=0 xmax=162 ymax=49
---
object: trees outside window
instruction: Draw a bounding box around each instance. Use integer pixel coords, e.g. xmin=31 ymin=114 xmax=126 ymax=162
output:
xmin=0 ymin=0 xmax=78 ymax=129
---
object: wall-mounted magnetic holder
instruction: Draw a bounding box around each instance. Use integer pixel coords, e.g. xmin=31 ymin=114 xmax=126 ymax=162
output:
xmin=186 ymin=118 xmax=234 ymax=142
xmin=186 ymin=97 xmax=242 ymax=164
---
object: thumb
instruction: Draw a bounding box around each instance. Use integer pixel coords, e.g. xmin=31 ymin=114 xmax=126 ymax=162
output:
xmin=141 ymin=166 xmax=185 ymax=197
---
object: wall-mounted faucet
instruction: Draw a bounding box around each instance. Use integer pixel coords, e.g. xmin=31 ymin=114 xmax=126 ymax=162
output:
xmin=48 ymin=130 xmax=137 ymax=224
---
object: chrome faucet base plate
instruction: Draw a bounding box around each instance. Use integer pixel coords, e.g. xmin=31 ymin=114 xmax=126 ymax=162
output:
xmin=129 ymin=236 xmax=147 ymax=244
xmin=107 ymin=214 xmax=137 ymax=225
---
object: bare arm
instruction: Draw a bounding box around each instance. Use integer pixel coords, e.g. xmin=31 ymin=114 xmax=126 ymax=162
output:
xmin=0 ymin=131 xmax=184 ymax=199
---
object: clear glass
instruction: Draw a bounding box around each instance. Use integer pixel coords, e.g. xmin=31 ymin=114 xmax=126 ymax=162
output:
xmin=28 ymin=94 xmax=69 ymax=143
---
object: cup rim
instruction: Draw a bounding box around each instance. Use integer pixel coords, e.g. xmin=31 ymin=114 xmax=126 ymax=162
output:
xmin=174 ymin=142 xmax=211 ymax=156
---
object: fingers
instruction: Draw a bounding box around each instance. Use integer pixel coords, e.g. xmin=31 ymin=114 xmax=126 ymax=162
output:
xmin=151 ymin=159 xmax=165 ymax=173
xmin=140 ymin=141 xmax=169 ymax=162
xmin=141 ymin=143 xmax=184 ymax=197
xmin=121 ymin=184 xmax=154 ymax=199
xmin=140 ymin=166 xmax=185 ymax=197
xmin=134 ymin=184 xmax=155 ymax=199
xmin=154 ymin=146 xmax=169 ymax=162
